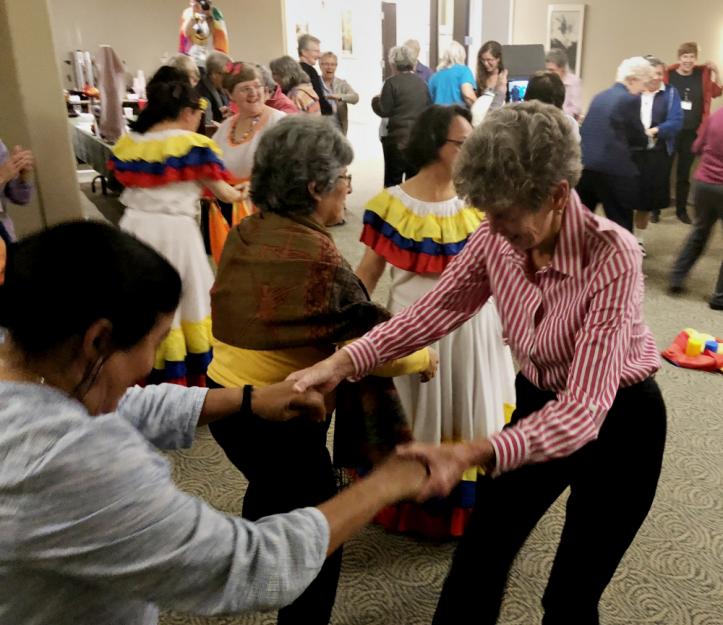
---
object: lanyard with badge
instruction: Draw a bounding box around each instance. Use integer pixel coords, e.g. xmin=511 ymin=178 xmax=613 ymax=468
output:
xmin=681 ymin=88 xmax=693 ymax=111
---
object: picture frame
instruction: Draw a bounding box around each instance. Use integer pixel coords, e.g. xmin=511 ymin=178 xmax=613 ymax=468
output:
xmin=546 ymin=4 xmax=586 ymax=76
xmin=341 ymin=9 xmax=353 ymax=57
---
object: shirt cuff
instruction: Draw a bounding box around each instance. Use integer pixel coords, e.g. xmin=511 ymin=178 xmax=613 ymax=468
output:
xmin=303 ymin=506 xmax=331 ymax=560
xmin=342 ymin=338 xmax=380 ymax=380
xmin=489 ymin=427 xmax=528 ymax=476
xmin=183 ymin=386 xmax=210 ymax=444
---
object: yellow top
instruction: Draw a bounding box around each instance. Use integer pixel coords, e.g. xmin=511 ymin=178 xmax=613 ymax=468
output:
xmin=208 ymin=337 xmax=431 ymax=388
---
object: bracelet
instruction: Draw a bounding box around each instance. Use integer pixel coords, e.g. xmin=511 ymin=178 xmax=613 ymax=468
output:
xmin=241 ymin=384 xmax=254 ymax=417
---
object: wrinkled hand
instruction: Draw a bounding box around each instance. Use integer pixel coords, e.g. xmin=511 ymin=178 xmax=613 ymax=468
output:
xmin=396 ymin=441 xmax=483 ymax=501
xmin=420 ymin=347 xmax=439 ymax=383
xmin=11 ymin=146 xmax=34 ymax=178
xmin=372 ymin=455 xmax=429 ymax=502
xmin=251 ymin=380 xmax=326 ymax=422
xmin=0 ymin=158 xmax=20 ymax=187
xmin=288 ymin=349 xmax=355 ymax=394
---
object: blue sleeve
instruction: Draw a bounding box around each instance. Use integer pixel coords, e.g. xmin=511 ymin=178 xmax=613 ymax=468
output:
xmin=428 ymin=74 xmax=437 ymax=101
xmin=656 ymin=87 xmax=683 ymax=139
xmin=460 ymin=65 xmax=476 ymax=88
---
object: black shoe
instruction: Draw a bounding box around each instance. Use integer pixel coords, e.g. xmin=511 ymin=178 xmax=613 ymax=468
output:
xmin=668 ymin=284 xmax=686 ymax=295
xmin=676 ymin=211 xmax=692 ymax=224
xmin=710 ymin=300 xmax=723 ymax=311
xmin=650 ymin=212 xmax=660 ymax=223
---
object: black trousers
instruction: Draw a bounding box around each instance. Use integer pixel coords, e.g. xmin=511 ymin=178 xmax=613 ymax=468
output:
xmin=672 ymin=128 xmax=698 ymax=214
xmin=670 ymin=181 xmax=723 ymax=306
xmin=433 ymin=373 xmax=666 ymax=625
xmin=576 ymin=170 xmax=639 ymax=232
xmin=207 ymin=379 xmax=342 ymax=625
xmin=382 ymin=137 xmax=417 ymax=188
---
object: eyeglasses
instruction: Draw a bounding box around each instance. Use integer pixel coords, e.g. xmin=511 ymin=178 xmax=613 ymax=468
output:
xmin=445 ymin=139 xmax=465 ymax=147
xmin=338 ymin=173 xmax=352 ymax=191
xmin=235 ymin=84 xmax=264 ymax=96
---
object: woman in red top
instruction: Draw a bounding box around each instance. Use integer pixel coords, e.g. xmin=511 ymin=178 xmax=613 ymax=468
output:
xmin=290 ymin=101 xmax=667 ymax=625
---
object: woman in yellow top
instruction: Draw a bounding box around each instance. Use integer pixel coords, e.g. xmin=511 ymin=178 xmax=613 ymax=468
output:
xmin=208 ymin=116 xmax=434 ymax=625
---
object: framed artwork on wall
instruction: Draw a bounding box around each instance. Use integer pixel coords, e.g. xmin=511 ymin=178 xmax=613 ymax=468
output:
xmin=546 ymin=4 xmax=585 ymax=76
xmin=341 ymin=9 xmax=353 ymax=57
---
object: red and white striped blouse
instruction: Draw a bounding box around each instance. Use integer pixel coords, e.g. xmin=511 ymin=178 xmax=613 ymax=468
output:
xmin=345 ymin=191 xmax=660 ymax=475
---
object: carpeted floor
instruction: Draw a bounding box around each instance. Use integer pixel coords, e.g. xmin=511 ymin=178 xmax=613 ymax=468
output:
xmin=83 ymin=184 xmax=722 ymax=625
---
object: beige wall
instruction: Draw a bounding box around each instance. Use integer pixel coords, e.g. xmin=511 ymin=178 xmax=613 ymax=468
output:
xmin=49 ymin=0 xmax=287 ymax=84
xmin=1 ymin=0 xmax=84 ymax=237
xmin=512 ymin=0 xmax=723 ymax=113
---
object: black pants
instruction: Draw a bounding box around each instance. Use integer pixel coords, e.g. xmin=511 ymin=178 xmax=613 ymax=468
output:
xmin=207 ymin=379 xmax=342 ymax=625
xmin=433 ymin=373 xmax=666 ymax=625
xmin=672 ymin=128 xmax=698 ymax=214
xmin=576 ymin=170 xmax=639 ymax=232
xmin=670 ymin=181 xmax=723 ymax=306
xmin=382 ymin=137 xmax=417 ymax=188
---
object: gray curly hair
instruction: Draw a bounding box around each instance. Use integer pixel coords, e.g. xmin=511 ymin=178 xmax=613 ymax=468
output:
xmin=454 ymin=101 xmax=581 ymax=214
xmin=251 ymin=116 xmax=354 ymax=216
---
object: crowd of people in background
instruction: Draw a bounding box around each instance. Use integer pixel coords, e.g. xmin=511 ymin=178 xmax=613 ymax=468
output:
xmin=1 ymin=2 xmax=722 ymax=624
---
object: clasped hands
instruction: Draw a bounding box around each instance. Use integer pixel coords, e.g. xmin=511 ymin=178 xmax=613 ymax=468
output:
xmin=0 ymin=145 xmax=34 ymax=186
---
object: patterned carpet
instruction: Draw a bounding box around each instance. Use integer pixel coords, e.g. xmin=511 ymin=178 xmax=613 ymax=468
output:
xmin=84 ymin=183 xmax=721 ymax=624
xmin=148 ymin=203 xmax=723 ymax=625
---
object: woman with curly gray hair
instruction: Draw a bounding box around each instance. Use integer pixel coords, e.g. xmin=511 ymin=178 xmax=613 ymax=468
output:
xmin=290 ymin=101 xmax=667 ymax=625
xmin=206 ymin=116 xmax=435 ymax=625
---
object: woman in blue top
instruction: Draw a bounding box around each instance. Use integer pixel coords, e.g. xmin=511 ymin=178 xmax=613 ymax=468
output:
xmin=429 ymin=41 xmax=477 ymax=107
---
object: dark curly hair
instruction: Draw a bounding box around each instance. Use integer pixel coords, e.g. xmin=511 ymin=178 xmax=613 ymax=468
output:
xmin=130 ymin=66 xmax=201 ymax=133
xmin=405 ymin=105 xmax=472 ymax=170
xmin=0 ymin=221 xmax=181 ymax=357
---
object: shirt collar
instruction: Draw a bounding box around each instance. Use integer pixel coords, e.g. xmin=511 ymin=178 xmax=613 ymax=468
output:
xmin=497 ymin=191 xmax=585 ymax=278
xmin=549 ymin=190 xmax=585 ymax=278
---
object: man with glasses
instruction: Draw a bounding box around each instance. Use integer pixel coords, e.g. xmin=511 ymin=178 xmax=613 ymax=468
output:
xmin=298 ymin=34 xmax=333 ymax=116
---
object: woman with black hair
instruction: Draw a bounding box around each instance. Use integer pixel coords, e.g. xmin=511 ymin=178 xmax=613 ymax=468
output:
xmin=356 ymin=105 xmax=515 ymax=538
xmin=109 ymin=65 xmax=242 ymax=385
xmin=0 ymin=220 xmax=429 ymax=625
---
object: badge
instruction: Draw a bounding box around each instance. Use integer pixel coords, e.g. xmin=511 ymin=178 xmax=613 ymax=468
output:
xmin=681 ymin=101 xmax=693 ymax=111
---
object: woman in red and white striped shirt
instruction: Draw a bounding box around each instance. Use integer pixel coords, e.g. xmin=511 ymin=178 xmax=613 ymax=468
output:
xmin=290 ymin=101 xmax=667 ymax=625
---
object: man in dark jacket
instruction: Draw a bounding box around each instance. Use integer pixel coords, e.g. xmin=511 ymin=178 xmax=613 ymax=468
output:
xmin=577 ymin=57 xmax=653 ymax=232
xmin=298 ymin=33 xmax=333 ymax=116
xmin=196 ymin=51 xmax=231 ymax=127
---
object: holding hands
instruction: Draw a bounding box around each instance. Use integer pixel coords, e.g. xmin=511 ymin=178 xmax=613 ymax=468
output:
xmin=397 ymin=438 xmax=494 ymax=500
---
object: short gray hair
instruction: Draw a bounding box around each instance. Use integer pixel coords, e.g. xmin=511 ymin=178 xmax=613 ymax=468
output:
xmin=269 ymin=55 xmax=310 ymax=93
xmin=437 ymin=41 xmax=466 ymax=70
xmin=256 ymin=64 xmax=277 ymax=93
xmin=403 ymin=39 xmax=421 ymax=62
xmin=167 ymin=54 xmax=200 ymax=83
xmin=388 ymin=45 xmax=415 ymax=71
xmin=645 ymin=55 xmax=665 ymax=69
xmin=545 ymin=48 xmax=569 ymax=69
xmin=298 ymin=33 xmax=320 ymax=55
xmin=205 ymin=51 xmax=231 ymax=75
xmin=616 ymin=56 xmax=655 ymax=83
xmin=251 ymin=116 xmax=354 ymax=216
xmin=454 ymin=101 xmax=581 ymax=214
